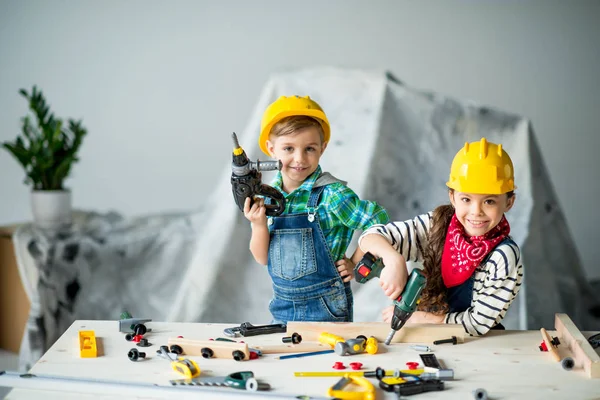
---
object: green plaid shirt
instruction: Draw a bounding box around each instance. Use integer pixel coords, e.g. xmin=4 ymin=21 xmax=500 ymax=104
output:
xmin=269 ymin=166 xmax=389 ymax=262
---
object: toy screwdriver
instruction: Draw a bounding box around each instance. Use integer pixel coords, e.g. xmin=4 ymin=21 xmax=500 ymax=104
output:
xmin=230 ymin=132 xmax=285 ymax=216
xmin=354 ymin=252 xmax=427 ymax=344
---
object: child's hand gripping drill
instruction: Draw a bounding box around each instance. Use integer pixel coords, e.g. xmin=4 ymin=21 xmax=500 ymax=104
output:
xmin=231 ymin=132 xmax=285 ymax=216
xmin=354 ymin=253 xmax=427 ymax=345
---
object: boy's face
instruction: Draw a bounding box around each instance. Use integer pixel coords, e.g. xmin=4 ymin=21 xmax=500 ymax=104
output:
xmin=266 ymin=127 xmax=327 ymax=192
xmin=449 ymin=191 xmax=515 ymax=237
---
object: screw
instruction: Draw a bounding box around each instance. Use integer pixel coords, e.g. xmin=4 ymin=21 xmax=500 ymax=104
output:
xmin=409 ymin=345 xmax=431 ymax=352
xmin=282 ymin=332 xmax=302 ymax=344
xmin=473 ymin=388 xmax=488 ymax=400
xmin=128 ymin=348 xmax=146 ymax=361
xmin=433 ymin=336 xmax=458 ymax=345
xmin=137 ymin=338 xmax=152 ymax=347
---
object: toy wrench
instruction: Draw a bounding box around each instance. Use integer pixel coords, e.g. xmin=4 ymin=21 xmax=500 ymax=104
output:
xmin=223 ymin=322 xmax=287 ymax=337
xmin=169 ymin=371 xmax=270 ymax=391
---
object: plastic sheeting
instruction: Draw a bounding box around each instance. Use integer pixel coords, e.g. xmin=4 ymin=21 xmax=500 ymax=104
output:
xmin=13 ymin=67 xmax=599 ymax=370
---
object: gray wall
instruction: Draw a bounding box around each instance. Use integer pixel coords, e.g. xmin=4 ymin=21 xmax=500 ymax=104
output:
xmin=1 ymin=0 xmax=599 ymax=280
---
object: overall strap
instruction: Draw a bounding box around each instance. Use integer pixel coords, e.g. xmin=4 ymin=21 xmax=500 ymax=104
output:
xmin=307 ymin=185 xmax=326 ymax=208
xmin=306 ymin=185 xmax=326 ymax=220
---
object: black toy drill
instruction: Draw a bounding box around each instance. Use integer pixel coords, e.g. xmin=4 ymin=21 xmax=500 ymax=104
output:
xmin=231 ymin=132 xmax=285 ymax=216
xmin=354 ymin=252 xmax=427 ymax=345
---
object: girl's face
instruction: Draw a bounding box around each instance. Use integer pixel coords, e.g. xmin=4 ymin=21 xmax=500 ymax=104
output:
xmin=449 ymin=191 xmax=515 ymax=237
xmin=266 ymin=127 xmax=327 ymax=193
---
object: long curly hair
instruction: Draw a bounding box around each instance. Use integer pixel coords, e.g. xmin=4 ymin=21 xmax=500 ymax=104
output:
xmin=418 ymin=204 xmax=455 ymax=313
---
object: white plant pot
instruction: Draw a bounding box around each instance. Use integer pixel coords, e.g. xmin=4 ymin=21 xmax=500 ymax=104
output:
xmin=31 ymin=190 xmax=73 ymax=231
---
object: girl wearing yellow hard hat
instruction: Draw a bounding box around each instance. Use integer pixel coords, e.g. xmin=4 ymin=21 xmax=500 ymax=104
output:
xmin=358 ymin=138 xmax=522 ymax=336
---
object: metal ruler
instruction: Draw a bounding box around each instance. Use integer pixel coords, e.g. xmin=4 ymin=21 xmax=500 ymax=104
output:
xmin=0 ymin=370 xmax=329 ymax=399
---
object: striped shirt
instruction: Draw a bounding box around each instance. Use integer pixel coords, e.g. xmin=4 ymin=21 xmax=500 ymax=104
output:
xmin=269 ymin=166 xmax=389 ymax=262
xmin=358 ymin=212 xmax=523 ymax=336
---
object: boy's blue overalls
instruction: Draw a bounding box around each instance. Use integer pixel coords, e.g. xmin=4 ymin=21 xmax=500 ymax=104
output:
xmin=266 ymin=180 xmax=353 ymax=323
xmin=446 ymin=237 xmax=515 ymax=330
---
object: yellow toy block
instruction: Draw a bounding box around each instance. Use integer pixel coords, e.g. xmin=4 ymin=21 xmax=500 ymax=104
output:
xmin=79 ymin=330 xmax=97 ymax=358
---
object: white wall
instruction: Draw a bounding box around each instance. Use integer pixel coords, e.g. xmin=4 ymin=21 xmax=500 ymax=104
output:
xmin=1 ymin=0 xmax=599 ymax=280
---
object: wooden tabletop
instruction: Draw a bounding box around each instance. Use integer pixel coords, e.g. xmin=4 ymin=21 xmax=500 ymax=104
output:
xmin=4 ymin=320 xmax=600 ymax=399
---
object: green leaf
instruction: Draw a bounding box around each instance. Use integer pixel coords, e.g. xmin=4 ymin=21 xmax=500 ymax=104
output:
xmin=2 ymin=85 xmax=87 ymax=190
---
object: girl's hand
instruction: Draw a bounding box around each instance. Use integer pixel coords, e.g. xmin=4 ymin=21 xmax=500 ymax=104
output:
xmin=382 ymin=305 xmax=394 ymax=323
xmin=243 ymin=197 xmax=267 ymax=226
xmin=335 ymin=257 xmax=354 ymax=282
xmin=406 ymin=311 xmax=445 ymax=324
xmin=378 ymin=252 xmax=408 ymax=300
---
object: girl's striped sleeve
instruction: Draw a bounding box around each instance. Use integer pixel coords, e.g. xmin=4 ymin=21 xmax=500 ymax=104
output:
xmin=358 ymin=213 xmax=433 ymax=263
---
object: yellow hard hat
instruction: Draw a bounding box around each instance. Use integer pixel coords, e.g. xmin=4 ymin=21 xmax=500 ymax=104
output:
xmin=259 ymin=95 xmax=330 ymax=156
xmin=447 ymin=138 xmax=515 ymax=194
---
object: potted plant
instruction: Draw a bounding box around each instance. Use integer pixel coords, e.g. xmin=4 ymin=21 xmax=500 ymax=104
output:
xmin=2 ymin=85 xmax=87 ymax=230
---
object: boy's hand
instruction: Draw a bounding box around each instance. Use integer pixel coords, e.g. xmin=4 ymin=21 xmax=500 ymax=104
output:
xmin=378 ymin=252 xmax=408 ymax=300
xmin=243 ymin=197 xmax=267 ymax=226
xmin=335 ymin=257 xmax=354 ymax=282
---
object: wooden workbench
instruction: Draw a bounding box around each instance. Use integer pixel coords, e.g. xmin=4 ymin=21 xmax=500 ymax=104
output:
xmin=3 ymin=320 xmax=600 ymax=399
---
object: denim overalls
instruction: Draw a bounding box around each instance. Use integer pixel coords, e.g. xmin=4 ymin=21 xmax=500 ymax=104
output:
xmin=446 ymin=237 xmax=514 ymax=330
xmin=267 ymin=185 xmax=353 ymax=323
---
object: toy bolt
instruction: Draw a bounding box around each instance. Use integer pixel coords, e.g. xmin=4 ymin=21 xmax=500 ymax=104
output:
xmin=128 ymin=348 xmax=146 ymax=361
xmin=473 ymin=388 xmax=488 ymax=400
xmin=433 ymin=336 xmax=458 ymax=345
xmin=137 ymin=338 xmax=152 ymax=347
xmin=282 ymin=332 xmax=302 ymax=344
xmin=409 ymin=344 xmax=431 ymax=352
xmin=134 ymin=324 xmax=147 ymax=336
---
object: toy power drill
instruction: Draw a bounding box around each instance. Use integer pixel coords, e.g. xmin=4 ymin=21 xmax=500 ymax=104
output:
xmin=231 ymin=132 xmax=285 ymax=216
xmin=354 ymin=252 xmax=427 ymax=345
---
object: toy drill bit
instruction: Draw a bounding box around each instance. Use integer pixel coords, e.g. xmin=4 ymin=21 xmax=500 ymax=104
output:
xmin=231 ymin=132 xmax=285 ymax=216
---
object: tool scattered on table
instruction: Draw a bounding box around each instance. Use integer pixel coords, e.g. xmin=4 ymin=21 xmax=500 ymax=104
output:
xmin=282 ymin=332 xmax=302 ymax=344
xmin=317 ymin=332 xmax=378 ymax=356
xmin=327 ymin=374 xmax=375 ymax=400
xmin=354 ymin=252 xmax=427 ymax=345
xmin=230 ymin=132 xmax=285 ymax=216
xmin=158 ymin=346 xmax=201 ymax=379
xmin=379 ymin=378 xmax=445 ymax=396
xmin=433 ymin=336 xmax=457 ymax=345
xmin=276 ymin=349 xmax=334 ymax=360
xmin=78 ymin=330 xmax=97 ymax=358
xmin=224 ymin=322 xmax=287 ymax=337
xmin=539 ymin=327 xmax=575 ymax=371
xmin=419 ymin=353 xmax=442 ymax=369
xmin=168 ymin=337 xmax=250 ymax=361
xmin=170 ymin=371 xmax=271 ymax=391
xmin=0 ymin=370 xmax=299 ymax=398
xmin=294 ymin=367 xmax=424 ymax=379
xmin=473 ymin=388 xmax=489 ymax=400
xmin=418 ymin=354 xmax=454 ymax=380
xmin=409 ymin=344 xmax=431 ymax=352
xmin=127 ymin=348 xmax=146 ymax=361
xmin=118 ymin=311 xmax=152 ymax=333
xmin=335 ymin=336 xmax=378 ymax=356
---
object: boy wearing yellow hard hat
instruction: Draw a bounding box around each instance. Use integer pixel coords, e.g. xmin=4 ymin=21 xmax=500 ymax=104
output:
xmin=243 ymin=95 xmax=390 ymax=323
